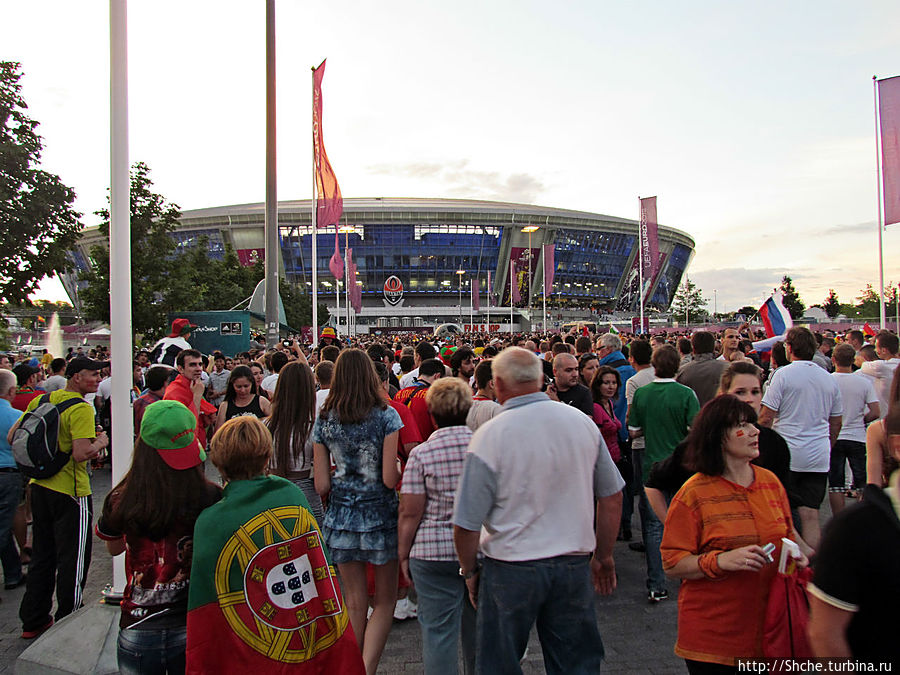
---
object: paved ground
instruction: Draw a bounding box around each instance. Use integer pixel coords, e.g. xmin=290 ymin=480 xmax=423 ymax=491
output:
xmin=0 ymin=468 xmax=685 ymax=673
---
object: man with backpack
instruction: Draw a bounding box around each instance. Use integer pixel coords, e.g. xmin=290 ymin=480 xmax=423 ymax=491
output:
xmin=8 ymin=357 xmax=109 ymax=639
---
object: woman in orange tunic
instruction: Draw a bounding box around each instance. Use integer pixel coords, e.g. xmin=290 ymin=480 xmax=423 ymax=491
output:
xmin=661 ymin=395 xmax=808 ymax=673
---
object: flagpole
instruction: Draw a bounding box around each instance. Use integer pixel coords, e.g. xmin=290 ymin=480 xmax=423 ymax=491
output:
xmin=470 ymin=277 xmax=474 ymax=330
xmin=345 ymin=227 xmax=351 ymax=336
xmin=509 ymin=264 xmax=513 ymax=335
xmin=874 ymin=76 xmax=887 ymax=329
xmin=486 ymin=271 xmax=491 ymax=334
xmin=542 ymin=246 xmax=547 ymax=332
xmin=638 ymin=197 xmax=645 ymax=332
xmin=311 ymin=68 xmax=318 ymax=347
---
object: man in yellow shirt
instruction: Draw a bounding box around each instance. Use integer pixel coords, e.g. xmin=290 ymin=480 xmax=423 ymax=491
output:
xmin=10 ymin=357 xmax=108 ymax=639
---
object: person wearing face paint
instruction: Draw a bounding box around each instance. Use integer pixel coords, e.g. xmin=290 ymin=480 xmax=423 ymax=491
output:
xmin=661 ymin=396 xmax=809 ymax=672
xmin=215 ymin=365 xmax=271 ymax=431
xmin=591 ymin=366 xmax=622 ymax=463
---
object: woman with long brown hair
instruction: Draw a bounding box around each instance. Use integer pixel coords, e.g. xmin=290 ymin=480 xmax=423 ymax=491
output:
xmin=96 ymin=400 xmax=222 ymax=674
xmin=266 ymin=361 xmax=324 ymax=524
xmin=312 ymin=349 xmax=402 ymax=675
xmin=214 ymin=365 xmax=270 ymax=431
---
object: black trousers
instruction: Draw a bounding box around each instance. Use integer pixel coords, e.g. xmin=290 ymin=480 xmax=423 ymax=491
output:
xmin=19 ymin=484 xmax=93 ymax=631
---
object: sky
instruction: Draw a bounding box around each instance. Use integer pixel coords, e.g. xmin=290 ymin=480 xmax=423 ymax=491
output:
xmin=5 ymin=0 xmax=900 ymax=314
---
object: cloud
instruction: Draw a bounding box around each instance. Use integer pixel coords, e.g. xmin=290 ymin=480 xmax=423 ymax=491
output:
xmin=819 ymin=220 xmax=877 ymax=236
xmin=366 ymin=159 xmax=546 ymax=203
xmin=687 ymin=267 xmax=791 ymax=312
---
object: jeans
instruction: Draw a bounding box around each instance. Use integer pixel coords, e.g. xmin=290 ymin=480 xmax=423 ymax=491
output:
xmin=0 ymin=472 xmax=23 ymax=586
xmin=409 ymin=558 xmax=475 ymax=675
xmin=476 ymin=555 xmax=604 ymax=675
xmin=117 ymin=626 xmax=187 ymax=675
xmin=633 ymin=450 xmax=666 ymax=593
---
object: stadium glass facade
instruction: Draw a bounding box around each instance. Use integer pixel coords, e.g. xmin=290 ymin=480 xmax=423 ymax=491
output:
xmin=68 ymin=198 xmax=695 ymax=324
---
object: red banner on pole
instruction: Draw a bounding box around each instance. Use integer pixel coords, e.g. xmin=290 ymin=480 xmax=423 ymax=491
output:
xmin=313 ymin=60 xmax=343 ymax=229
xmin=329 ymin=232 xmax=343 ymax=280
xmin=639 ymin=197 xmax=660 ymax=296
xmin=879 ymin=76 xmax=900 ymax=226
xmin=510 ymin=260 xmax=521 ymax=305
xmin=542 ymin=244 xmax=555 ymax=297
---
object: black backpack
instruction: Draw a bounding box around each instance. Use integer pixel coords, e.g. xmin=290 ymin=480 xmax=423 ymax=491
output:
xmin=11 ymin=394 xmax=86 ymax=479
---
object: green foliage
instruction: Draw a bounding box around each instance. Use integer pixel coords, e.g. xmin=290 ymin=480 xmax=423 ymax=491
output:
xmin=79 ymin=162 xmax=183 ymax=339
xmin=78 ymin=163 xmax=329 ymax=337
xmin=672 ymin=277 xmax=708 ymax=323
xmin=736 ymin=305 xmax=757 ymax=318
xmin=0 ymin=62 xmax=82 ymax=303
xmin=280 ymin=282 xmax=329 ymax=329
xmin=823 ymin=289 xmax=841 ymax=319
xmin=779 ymin=275 xmax=805 ymax=320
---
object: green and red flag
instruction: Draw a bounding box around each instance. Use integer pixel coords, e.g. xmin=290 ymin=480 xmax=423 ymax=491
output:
xmin=186 ymin=475 xmax=363 ymax=674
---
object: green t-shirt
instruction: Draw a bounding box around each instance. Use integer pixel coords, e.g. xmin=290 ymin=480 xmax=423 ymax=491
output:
xmin=629 ymin=380 xmax=699 ymax=478
xmin=24 ymin=390 xmax=96 ymax=497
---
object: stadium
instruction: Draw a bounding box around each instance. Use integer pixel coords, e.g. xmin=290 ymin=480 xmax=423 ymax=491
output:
xmin=67 ymin=198 xmax=695 ymax=333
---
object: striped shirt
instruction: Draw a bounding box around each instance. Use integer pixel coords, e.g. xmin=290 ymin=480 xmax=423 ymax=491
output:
xmin=400 ymin=425 xmax=472 ymax=561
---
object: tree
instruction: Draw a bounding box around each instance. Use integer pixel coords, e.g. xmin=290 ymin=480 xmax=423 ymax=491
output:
xmin=671 ymin=277 xmax=707 ymax=324
xmin=823 ymin=289 xmax=841 ymax=319
xmin=280 ymin=281 xmax=329 ymax=329
xmin=80 ymin=162 xmax=183 ymax=339
xmin=736 ymin=305 xmax=758 ymax=319
xmin=854 ymin=284 xmax=881 ymax=319
xmin=779 ymin=275 xmax=805 ymax=320
xmin=0 ymin=62 xmax=82 ymax=303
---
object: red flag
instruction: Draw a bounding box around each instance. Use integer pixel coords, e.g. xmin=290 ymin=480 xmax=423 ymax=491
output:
xmin=880 ymin=76 xmax=900 ymax=226
xmin=472 ymin=276 xmax=480 ymax=312
xmin=863 ymin=321 xmax=876 ymax=337
xmin=313 ymin=60 xmax=343 ymax=228
xmin=542 ymin=244 xmax=555 ymax=296
xmin=510 ymin=260 xmax=521 ymax=304
xmin=329 ymin=233 xmax=343 ymax=280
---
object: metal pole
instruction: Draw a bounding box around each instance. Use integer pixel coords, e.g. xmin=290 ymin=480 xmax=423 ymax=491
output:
xmin=638 ymin=199 xmax=645 ymax=334
xmin=264 ymin=0 xmax=279 ymax=348
xmin=507 ymin=256 xmax=518 ymax=335
xmin=345 ymin=229 xmax=350 ymax=336
xmin=335 ymin=229 xmax=340 ymax=336
xmin=528 ymin=231 xmax=533 ymax=318
xmin=458 ymin=275 xmax=463 ymax=326
xmin=470 ymin=278 xmax=474 ymax=329
xmin=874 ymin=76 xmax=887 ymax=329
xmin=311 ymin=71 xmax=318 ymax=349
xmin=108 ymin=0 xmax=132 ymax=595
xmin=542 ymin=245 xmax=547 ymax=332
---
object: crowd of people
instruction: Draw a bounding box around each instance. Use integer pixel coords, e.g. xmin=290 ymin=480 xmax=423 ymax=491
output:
xmin=0 ymin=317 xmax=897 ymax=672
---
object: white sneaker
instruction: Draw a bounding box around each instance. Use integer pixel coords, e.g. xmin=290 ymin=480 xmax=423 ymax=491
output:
xmin=405 ymin=598 xmax=417 ymax=619
xmin=367 ymin=606 xmax=374 ymax=620
xmin=393 ymin=597 xmax=410 ymax=620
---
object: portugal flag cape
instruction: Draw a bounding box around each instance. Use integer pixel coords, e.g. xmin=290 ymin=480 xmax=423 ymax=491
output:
xmin=186 ymin=475 xmax=364 ymax=674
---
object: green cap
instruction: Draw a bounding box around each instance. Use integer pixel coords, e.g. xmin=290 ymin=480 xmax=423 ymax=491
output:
xmin=140 ymin=400 xmax=206 ymax=470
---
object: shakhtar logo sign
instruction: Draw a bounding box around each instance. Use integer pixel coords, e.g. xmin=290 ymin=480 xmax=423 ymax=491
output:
xmin=383 ymin=276 xmax=404 ymax=306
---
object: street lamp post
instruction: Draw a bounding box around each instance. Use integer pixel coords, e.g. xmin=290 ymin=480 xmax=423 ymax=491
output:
xmin=714 ymin=288 xmax=717 ymax=321
xmin=456 ymin=269 xmax=465 ymax=327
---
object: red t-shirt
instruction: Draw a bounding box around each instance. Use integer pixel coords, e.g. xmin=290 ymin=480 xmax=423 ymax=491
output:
xmin=12 ymin=388 xmax=42 ymax=412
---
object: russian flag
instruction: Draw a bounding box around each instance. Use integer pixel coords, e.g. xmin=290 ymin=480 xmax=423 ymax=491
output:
xmin=758 ymin=292 xmax=793 ymax=338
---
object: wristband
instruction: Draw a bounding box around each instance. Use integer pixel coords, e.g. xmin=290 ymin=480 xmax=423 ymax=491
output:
xmin=698 ymin=551 xmax=726 ymax=579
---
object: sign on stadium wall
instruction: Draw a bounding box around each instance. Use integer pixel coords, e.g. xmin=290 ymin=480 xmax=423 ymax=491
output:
xmin=464 ymin=324 xmax=501 ymax=332
xmin=383 ymin=276 xmax=404 ymax=307
xmin=237 ymin=248 xmax=265 ymax=267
